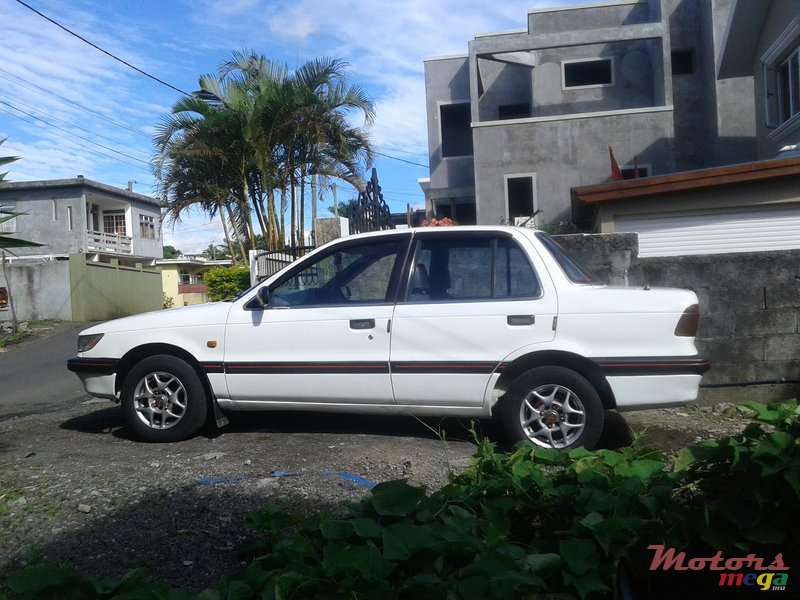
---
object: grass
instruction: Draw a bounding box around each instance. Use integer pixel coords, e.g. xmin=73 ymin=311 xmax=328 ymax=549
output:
xmin=0 ymin=320 xmax=54 ymax=349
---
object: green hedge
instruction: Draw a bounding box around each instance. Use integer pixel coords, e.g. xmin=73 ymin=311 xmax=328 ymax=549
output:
xmin=204 ymin=266 xmax=251 ymax=301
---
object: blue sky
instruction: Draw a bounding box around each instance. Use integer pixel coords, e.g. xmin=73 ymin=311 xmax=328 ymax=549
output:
xmin=1 ymin=0 xmax=581 ymax=253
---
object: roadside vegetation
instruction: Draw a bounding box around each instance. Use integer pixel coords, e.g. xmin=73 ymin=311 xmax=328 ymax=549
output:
xmin=1 ymin=400 xmax=797 ymax=599
xmin=0 ymin=321 xmax=51 ymax=349
xmin=205 ymin=266 xmax=252 ymax=301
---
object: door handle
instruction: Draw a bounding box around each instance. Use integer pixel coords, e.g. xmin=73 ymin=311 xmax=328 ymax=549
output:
xmin=507 ymin=315 xmax=535 ymax=326
xmin=350 ymin=319 xmax=375 ymax=330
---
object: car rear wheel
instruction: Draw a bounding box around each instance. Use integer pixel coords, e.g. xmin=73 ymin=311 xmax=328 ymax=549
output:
xmin=121 ymin=355 xmax=208 ymax=442
xmin=498 ymin=366 xmax=603 ymax=450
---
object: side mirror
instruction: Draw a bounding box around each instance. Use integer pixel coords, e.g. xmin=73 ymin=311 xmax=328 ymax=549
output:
xmin=245 ymin=286 xmax=270 ymax=311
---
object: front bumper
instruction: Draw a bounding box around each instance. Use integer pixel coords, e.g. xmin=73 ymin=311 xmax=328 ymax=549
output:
xmin=67 ymin=357 xmax=119 ymax=401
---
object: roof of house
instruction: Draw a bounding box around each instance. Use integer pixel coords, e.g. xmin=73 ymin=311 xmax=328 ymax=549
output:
xmin=0 ymin=176 xmax=160 ymax=207
xmin=571 ymin=156 xmax=800 ymax=205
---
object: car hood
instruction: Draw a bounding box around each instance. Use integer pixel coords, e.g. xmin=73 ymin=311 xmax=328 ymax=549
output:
xmin=80 ymin=302 xmax=234 ymax=335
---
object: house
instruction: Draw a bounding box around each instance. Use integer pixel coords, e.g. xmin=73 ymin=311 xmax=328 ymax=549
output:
xmin=420 ymin=0 xmax=755 ymax=227
xmin=159 ymin=256 xmax=233 ymax=307
xmin=0 ymin=176 xmax=163 ymax=321
xmin=571 ymin=0 xmax=800 ymax=257
xmin=716 ymin=0 xmax=800 ymax=158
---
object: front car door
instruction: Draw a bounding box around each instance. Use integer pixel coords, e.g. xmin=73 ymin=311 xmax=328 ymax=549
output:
xmin=389 ymin=230 xmax=558 ymax=408
xmin=223 ymin=233 xmax=411 ymax=406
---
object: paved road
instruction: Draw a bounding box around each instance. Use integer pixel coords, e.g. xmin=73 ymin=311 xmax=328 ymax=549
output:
xmin=0 ymin=322 xmax=91 ymax=419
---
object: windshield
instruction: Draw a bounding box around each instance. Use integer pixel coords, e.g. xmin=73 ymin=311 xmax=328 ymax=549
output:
xmin=535 ymin=233 xmax=600 ymax=284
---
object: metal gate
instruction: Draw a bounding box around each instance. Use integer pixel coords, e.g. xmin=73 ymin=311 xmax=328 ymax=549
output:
xmin=345 ymin=168 xmax=395 ymax=234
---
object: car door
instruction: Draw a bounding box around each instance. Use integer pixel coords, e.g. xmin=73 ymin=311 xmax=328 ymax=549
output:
xmin=223 ymin=234 xmax=410 ymax=405
xmin=389 ymin=230 xmax=558 ymax=407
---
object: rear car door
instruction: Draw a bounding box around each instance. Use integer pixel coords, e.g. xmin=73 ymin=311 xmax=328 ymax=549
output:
xmin=223 ymin=234 xmax=410 ymax=405
xmin=389 ymin=230 xmax=558 ymax=407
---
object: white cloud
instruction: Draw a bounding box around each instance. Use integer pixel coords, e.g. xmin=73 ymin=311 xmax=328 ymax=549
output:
xmin=2 ymin=0 xmax=588 ymax=252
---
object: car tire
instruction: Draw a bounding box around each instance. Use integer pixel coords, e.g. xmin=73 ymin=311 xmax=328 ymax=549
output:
xmin=120 ymin=355 xmax=208 ymax=443
xmin=498 ymin=366 xmax=604 ymax=450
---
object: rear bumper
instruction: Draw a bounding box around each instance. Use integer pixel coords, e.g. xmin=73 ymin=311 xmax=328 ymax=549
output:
xmin=67 ymin=357 xmax=119 ymax=401
xmin=593 ymin=355 xmax=709 ymax=411
xmin=609 ymin=374 xmax=704 ymax=411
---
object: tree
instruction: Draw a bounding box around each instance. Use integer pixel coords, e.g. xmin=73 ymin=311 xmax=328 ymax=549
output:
xmin=162 ymin=245 xmax=182 ymax=259
xmin=152 ymin=51 xmax=375 ymax=257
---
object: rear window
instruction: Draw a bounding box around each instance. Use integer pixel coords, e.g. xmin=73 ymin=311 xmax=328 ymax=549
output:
xmin=535 ymin=233 xmax=599 ymax=284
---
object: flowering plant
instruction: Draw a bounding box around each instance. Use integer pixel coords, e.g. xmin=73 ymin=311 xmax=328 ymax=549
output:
xmin=421 ymin=217 xmax=455 ymax=227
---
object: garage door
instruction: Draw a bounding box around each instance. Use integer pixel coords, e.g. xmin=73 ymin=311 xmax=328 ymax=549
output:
xmin=615 ymin=204 xmax=800 ymax=257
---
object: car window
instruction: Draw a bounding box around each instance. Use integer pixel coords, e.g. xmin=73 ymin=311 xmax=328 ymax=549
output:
xmin=271 ymin=240 xmax=403 ymax=307
xmin=535 ymin=233 xmax=599 ymax=284
xmin=408 ymin=236 xmax=539 ymax=302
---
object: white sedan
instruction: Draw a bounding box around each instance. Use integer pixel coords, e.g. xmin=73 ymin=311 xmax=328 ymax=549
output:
xmin=68 ymin=226 xmax=709 ymax=448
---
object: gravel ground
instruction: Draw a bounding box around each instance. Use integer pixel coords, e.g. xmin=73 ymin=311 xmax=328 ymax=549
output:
xmin=0 ymin=400 xmax=483 ymax=592
xmin=0 ymin=396 xmax=755 ymax=593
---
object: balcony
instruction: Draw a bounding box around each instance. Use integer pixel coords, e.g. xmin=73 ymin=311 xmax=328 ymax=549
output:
xmin=86 ymin=230 xmax=133 ymax=254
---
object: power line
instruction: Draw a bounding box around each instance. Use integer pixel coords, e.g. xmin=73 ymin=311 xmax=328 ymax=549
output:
xmin=13 ymin=0 xmax=191 ymax=97
xmin=374 ymin=150 xmax=428 ymax=168
xmin=0 ymin=100 xmax=149 ymax=164
xmin=0 ymin=68 xmax=151 ymax=139
xmin=10 ymin=2 xmax=431 ymax=175
xmin=0 ymin=91 xmax=151 ymax=160
xmin=0 ymin=104 xmax=149 ymax=170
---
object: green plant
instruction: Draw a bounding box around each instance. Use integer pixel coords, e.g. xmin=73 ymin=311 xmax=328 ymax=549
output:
xmin=3 ymin=401 xmax=798 ymax=599
xmin=204 ymin=266 xmax=251 ymax=301
xmin=162 ymin=292 xmax=175 ymax=309
xmin=0 ymin=330 xmax=32 ymax=348
xmin=538 ymin=219 xmax=578 ymax=235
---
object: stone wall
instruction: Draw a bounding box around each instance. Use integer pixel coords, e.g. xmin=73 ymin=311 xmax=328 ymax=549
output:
xmin=556 ymin=233 xmax=800 ymax=404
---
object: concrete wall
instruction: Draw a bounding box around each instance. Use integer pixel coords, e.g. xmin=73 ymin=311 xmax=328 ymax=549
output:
xmin=0 ymin=190 xmax=85 ymax=256
xmin=473 ymin=108 xmax=676 ymax=225
xmin=69 ymin=255 xmax=162 ymax=321
xmin=0 ymin=259 xmax=73 ymax=321
xmin=556 ymin=232 xmax=800 ymax=403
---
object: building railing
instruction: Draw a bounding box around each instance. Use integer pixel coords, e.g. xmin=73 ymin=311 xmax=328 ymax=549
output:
xmin=86 ymin=230 xmax=133 ymax=254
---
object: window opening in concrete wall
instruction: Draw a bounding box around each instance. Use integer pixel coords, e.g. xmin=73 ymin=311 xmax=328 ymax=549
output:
xmin=0 ymin=287 xmax=7 ymax=308
xmin=763 ymin=20 xmax=800 ymax=130
xmin=563 ymin=58 xmax=613 ymax=89
xmin=498 ymin=103 xmax=532 ymax=120
xmin=66 ymin=206 xmax=73 ymax=231
xmin=671 ymin=49 xmax=695 ymax=75
xmin=440 ymin=102 xmax=473 ymax=157
xmin=621 ymin=166 xmax=649 ymax=179
xmin=51 ymin=199 xmax=58 ymax=221
xmin=140 ymin=214 xmax=156 ymax=239
xmin=506 ymin=175 xmax=535 ymax=221
xmin=103 ymin=211 xmax=126 ymax=236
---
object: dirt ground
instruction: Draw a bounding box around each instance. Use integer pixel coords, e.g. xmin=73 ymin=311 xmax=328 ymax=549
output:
xmin=0 ymin=396 xmax=755 ymax=593
xmin=0 ymin=323 xmax=759 ymax=593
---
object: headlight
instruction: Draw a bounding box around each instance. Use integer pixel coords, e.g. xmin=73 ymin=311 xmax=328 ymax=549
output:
xmin=78 ymin=333 xmax=104 ymax=352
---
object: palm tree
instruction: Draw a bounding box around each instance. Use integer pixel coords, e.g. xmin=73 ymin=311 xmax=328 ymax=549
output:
xmin=152 ymin=51 xmax=376 ymax=256
xmin=280 ymin=58 xmax=375 ymax=248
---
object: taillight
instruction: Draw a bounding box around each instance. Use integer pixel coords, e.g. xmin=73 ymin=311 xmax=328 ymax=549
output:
xmin=674 ymin=304 xmax=700 ymax=337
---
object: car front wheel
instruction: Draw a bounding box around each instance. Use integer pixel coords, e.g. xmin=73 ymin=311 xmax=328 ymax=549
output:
xmin=498 ymin=366 xmax=603 ymax=450
xmin=120 ymin=355 xmax=208 ymax=442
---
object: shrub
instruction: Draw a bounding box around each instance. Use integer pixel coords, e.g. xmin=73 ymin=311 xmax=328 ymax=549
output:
xmin=204 ymin=266 xmax=251 ymax=301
